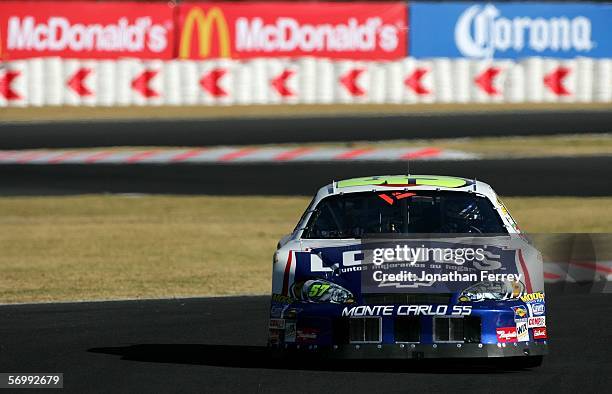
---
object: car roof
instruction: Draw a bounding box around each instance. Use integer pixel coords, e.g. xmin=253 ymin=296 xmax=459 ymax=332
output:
xmin=314 ymin=175 xmax=497 ymax=201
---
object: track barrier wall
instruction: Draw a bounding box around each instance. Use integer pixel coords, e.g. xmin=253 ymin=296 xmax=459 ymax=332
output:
xmin=1 ymin=56 xmax=611 ymax=106
xmin=1 ymin=1 xmax=611 ymax=107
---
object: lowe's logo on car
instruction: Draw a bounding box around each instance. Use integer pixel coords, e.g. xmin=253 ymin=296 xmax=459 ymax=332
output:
xmin=410 ymin=2 xmax=612 ymax=59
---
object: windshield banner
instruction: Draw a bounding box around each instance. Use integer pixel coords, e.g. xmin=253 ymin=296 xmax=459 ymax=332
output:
xmin=409 ymin=2 xmax=612 ymax=59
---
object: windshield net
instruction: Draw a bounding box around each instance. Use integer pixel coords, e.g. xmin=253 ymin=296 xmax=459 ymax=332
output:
xmin=303 ymin=191 xmax=506 ymax=238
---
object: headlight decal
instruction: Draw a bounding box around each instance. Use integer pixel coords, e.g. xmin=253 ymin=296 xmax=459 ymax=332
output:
xmin=290 ymin=279 xmax=354 ymax=304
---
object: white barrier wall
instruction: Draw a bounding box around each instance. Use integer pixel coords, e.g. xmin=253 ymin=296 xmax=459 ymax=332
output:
xmin=1 ymin=57 xmax=611 ymax=107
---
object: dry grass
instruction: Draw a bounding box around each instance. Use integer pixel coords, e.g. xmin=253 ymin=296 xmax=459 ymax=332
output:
xmin=0 ymin=195 xmax=307 ymax=303
xmin=502 ymin=197 xmax=612 ymax=232
xmin=0 ymin=195 xmax=610 ymax=303
xmin=2 ymin=103 xmax=610 ymax=123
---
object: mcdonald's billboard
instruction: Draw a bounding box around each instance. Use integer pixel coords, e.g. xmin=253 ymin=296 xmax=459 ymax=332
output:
xmin=178 ymin=2 xmax=407 ymax=60
xmin=0 ymin=1 xmax=175 ymax=60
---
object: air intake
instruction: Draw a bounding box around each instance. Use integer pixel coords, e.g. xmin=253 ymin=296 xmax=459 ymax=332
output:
xmin=348 ymin=317 xmax=381 ymax=343
xmin=394 ymin=317 xmax=420 ymax=342
xmin=433 ymin=317 xmax=481 ymax=343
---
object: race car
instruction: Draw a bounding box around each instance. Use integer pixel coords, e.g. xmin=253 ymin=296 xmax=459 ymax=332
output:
xmin=268 ymin=175 xmax=546 ymax=366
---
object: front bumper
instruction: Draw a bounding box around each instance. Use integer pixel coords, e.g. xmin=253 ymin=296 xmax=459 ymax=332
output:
xmin=269 ymin=302 xmax=549 ymax=358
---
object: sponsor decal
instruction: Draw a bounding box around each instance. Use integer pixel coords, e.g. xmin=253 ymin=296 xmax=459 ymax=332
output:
xmin=512 ymin=305 xmax=528 ymax=320
xmin=496 ymin=326 xmax=517 ymax=343
xmin=527 ymin=316 xmax=546 ymax=328
xmin=0 ymin=1 xmax=174 ymax=59
xmin=269 ymin=318 xmax=286 ymax=329
xmin=533 ymin=327 xmax=547 ymax=339
xmin=341 ymin=304 xmax=472 ymax=317
xmin=527 ymin=301 xmax=546 ymax=316
xmin=296 ymin=328 xmax=319 ymax=343
xmin=290 ymin=279 xmax=354 ymax=304
xmin=521 ymin=292 xmax=545 ymax=303
xmin=410 ymin=2 xmax=612 ymax=59
xmin=337 ymin=175 xmax=473 ymax=189
xmin=516 ymin=321 xmax=529 ymax=342
xmin=459 ymin=280 xmax=524 ymax=303
xmin=285 ymin=322 xmax=296 ymax=342
xmin=269 ymin=305 xmax=287 ymax=318
xmin=271 ymin=293 xmax=294 ymax=304
xmin=179 ymin=2 xmax=407 ymax=60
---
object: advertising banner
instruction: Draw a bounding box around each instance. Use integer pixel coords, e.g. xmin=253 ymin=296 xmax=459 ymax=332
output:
xmin=178 ymin=2 xmax=407 ymax=60
xmin=0 ymin=1 xmax=175 ymax=60
xmin=410 ymin=2 xmax=612 ymax=59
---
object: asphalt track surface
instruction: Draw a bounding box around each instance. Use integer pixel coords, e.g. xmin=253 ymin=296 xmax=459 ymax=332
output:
xmin=0 ymin=291 xmax=610 ymax=393
xmin=1 ymin=156 xmax=611 ymax=196
xmin=1 ymin=110 xmax=611 ymax=149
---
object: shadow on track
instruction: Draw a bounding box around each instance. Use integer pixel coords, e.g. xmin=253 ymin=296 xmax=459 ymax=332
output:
xmin=88 ymin=344 xmax=538 ymax=373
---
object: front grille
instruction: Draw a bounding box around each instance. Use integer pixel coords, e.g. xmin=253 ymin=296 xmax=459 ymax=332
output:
xmin=332 ymin=318 xmax=350 ymax=344
xmin=463 ymin=316 xmax=481 ymax=343
xmin=348 ymin=317 xmax=381 ymax=343
xmin=363 ymin=293 xmax=453 ymax=305
xmin=394 ymin=317 xmax=420 ymax=342
xmin=433 ymin=317 xmax=481 ymax=343
xmin=434 ymin=318 xmax=462 ymax=342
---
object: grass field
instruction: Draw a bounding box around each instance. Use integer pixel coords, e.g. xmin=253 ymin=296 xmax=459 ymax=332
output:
xmin=0 ymin=195 xmax=610 ymax=304
xmin=368 ymin=134 xmax=612 ymax=157
xmin=209 ymin=133 xmax=612 ymax=157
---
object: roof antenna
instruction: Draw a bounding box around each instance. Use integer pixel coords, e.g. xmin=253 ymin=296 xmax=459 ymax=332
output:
xmin=473 ymin=177 xmax=477 ymax=192
xmin=406 ymin=159 xmax=410 ymax=178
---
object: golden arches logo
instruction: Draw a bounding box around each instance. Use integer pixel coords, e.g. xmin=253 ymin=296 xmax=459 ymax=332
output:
xmin=179 ymin=7 xmax=231 ymax=59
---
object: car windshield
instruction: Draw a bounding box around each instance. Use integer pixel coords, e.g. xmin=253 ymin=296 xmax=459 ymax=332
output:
xmin=303 ymin=191 xmax=506 ymax=239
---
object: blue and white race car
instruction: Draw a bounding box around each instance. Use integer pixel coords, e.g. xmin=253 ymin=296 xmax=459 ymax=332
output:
xmin=269 ymin=175 xmax=546 ymax=366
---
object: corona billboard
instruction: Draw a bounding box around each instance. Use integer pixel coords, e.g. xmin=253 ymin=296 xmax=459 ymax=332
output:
xmin=410 ymin=2 xmax=612 ymax=59
xmin=178 ymin=2 xmax=407 ymax=60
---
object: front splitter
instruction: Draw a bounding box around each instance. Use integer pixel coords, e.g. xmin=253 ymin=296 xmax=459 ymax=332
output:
xmin=273 ymin=341 xmax=547 ymax=359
